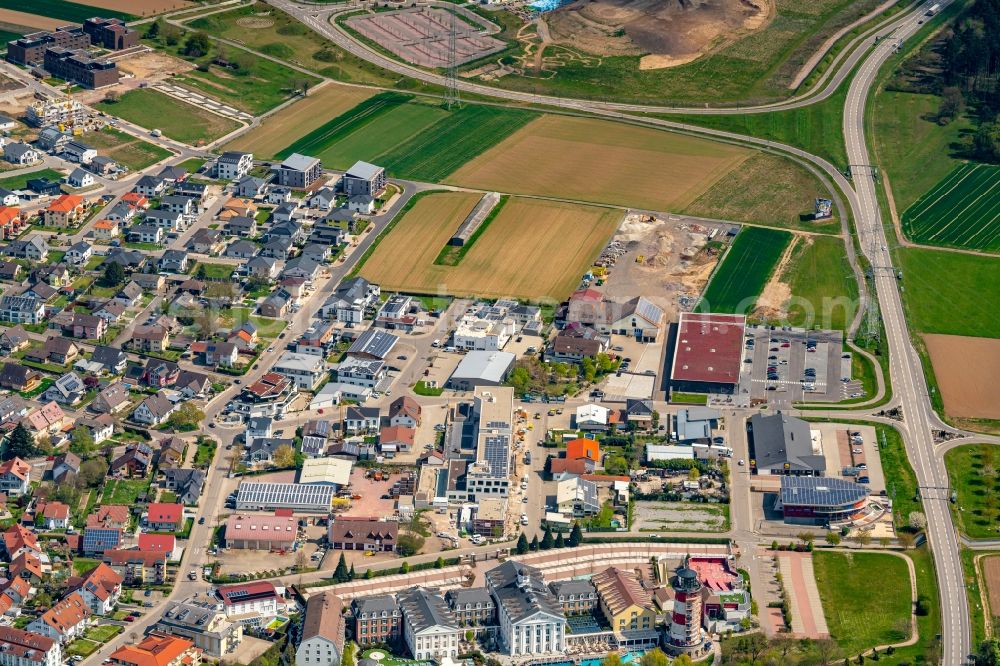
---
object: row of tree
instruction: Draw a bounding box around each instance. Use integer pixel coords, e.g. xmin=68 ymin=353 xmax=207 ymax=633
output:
xmin=515 ymin=522 xmax=583 ymax=553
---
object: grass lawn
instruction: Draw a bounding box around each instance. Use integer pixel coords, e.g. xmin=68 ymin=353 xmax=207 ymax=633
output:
xmin=83 ymin=257 xmax=103 ymax=271
xmin=681 ymin=152 xmax=842 ymax=233
xmin=194 ymin=262 xmax=235 ymax=280
xmin=780 ymin=235 xmax=858 ymax=331
xmin=669 ymin=392 xmax=709 ymax=405
xmin=83 ymin=624 xmax=122 ymax=643
xmin=697 ymin=227 xmax=792 ymax=314
xmin=813 ymin=551 xmax=911 ymax=656
xmin=66 ymin=639 xmax=101 ymax=659
xmin=944 ymin=444 xmax=1000 ymax=539
xmin=72 ymin=557 xmax=102 ymax=575
xmin=0 ymin=168 xmax=63 ymax=191
xmin=413 ymin=381 xmax=444 ymax=397
xmin=160 ymin=491 xmax=178 ymax=504
xmin=171 ymin=45 xmax=320 ymax=115
xmin=185 ymin=3 xmax=403 ymax=88
xmin=661 ymin=80 xmax=848 ymax=170
xmin=177 ymin=158 xmax=205 ymax=174
xmin=894 ymin=248 xmax=1000 ymax=338
xmin=228 ymin=307 xmax=287 ymax=338
xmin=96 ymin=89 xmax=241 ymax=146
xmin=194 ymin=438 xmax=216 ymax=468
xmin=872 ymin=90 xmax=973 ymax=212
xmin=80 ymin=127 xmax=172 ymax=171
xmin=102 ymin=478 xmax=149 ymax=505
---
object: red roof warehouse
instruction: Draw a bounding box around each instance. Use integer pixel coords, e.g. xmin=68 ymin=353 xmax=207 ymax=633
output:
xmin=669 ymin=312 xmax=745 ymax=394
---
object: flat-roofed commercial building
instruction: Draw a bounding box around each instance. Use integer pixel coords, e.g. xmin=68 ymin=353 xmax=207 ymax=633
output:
xmin=669 ymin=312 xmax=745 ymax=395
xmin=235 ymin=481 xmax=336 ymax=513
xmin=466 ymin=387 xmax=514 ymax=501
xmin=776 ymin=476 xmax=869 ymax=526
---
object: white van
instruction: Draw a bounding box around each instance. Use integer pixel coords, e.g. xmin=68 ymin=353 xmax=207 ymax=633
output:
xmin=432 ymin=339 xmax=440 ymax=347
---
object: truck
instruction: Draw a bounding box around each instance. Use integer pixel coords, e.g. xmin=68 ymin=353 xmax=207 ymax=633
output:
xmin=925 ymin=3 xmax=939 ymax=15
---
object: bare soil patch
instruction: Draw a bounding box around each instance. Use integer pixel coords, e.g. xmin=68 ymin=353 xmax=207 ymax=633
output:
xmin=546 ymin=0 xmax=771 ymax=68
xmin=982 ymin=555 xmax=1000 ymax=626
xmin=753 ymin=234 xmax=801 ymax=320
xmin=924 ymin=334 xmax=1000 ymax=419
xmin=117 ymin=50 xmax=194 ymax=82
xmin=448 ymin=114 xmax=751 ymax=211
xmin=0 ymin=9 xmax=64 ymax=30
xmin=77 ymin=0 xmax=193 ymax=14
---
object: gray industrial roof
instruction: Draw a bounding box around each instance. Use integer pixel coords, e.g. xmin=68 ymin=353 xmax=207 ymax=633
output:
xmin=235 ymin=481 xmax=335 ymax=511
xmin=749 ymin=412 xmax=825 ymax=473
xmin=779 ymin=475 xmax=868 ymax=508
xmin=451 ymin=351 xmax=515 ymax=383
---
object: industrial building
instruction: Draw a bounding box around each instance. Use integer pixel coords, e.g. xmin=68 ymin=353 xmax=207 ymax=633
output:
xmin=447 ymin=351 xmax=516 ymax=390
xmin=776 ymin=476 xmax=869 ymax=526
xmin=748 ymin=412 xmax=826 ymax=476
xmin=224 ymin=512 xmax=298 ymax=550
xmin=669 ymin=312 xmax=745 ymax=395
xmin=465 ymin=387 xmax=514 ymax=501
xmin=234 ymin=481 xmax=336 ymax=513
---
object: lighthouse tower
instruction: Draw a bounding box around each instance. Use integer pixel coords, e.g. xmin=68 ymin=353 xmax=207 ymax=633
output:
xmin=667 ymin=563 xmax=704 ymax=654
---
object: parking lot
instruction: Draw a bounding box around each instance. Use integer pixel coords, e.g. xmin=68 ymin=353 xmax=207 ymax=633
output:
xmin=740 ymin=326 xmax=855 ymax=403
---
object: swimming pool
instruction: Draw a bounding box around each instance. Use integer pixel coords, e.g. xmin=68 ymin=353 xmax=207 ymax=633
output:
xmin=544 ymin=651 xmax=644 ymax=666
xmin=528 ymin=0 xmax=574 ymax=12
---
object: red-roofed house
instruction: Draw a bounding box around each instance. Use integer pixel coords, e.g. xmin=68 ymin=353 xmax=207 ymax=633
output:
xmin=22 ymin=401 xmax=66 ymax=439
xmin=9 ymin=552 xmax=44 ymax=583
xmin=2 ymin=524 xmax=41 ymax=560
xmin=0 ymin=626 xmax=59 ymax=665
xmin=42 ymin=194 xmax=85 ymax=228
xmin=102 ymin=549 xmax=168 ymax=585
xmin=565 ymin=438 xmax=601 ymax=464
xmin=109 ymin=632 xmax=201 ymax=666
xmin=145 ymin=503 xmax=183 ymax=531
xmin=0 ymin=457 xmax=30 ymax=496
xmin=137 ymin=534 xmax=179 ymax=560
xmin=41 ymin=501 xmax=70 ymax=530
xmin=87 ymin=505 xmax=130 ymax=529
xmin=378 ymin=425 xmax=414 ymax=453
xmin=549 ymin=457 xmax=592 ymax=478
xmin=73 ymin=562 xmax=123 ymax=615
xmin=0 ymin=575 xmax=32 ymax=611
xmin=27 ymin=591 xmax=90 ymax=643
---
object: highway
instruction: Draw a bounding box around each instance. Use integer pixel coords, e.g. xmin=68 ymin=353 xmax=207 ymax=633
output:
xmin=840 ymin=3 xmax=970 ymax=663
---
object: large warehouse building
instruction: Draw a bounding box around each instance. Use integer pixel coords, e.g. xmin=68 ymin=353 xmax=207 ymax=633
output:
xmin=776 ymin=476 xmax=869 ymax=526
xmin=668 ymin=312 xmax=745 ymax=395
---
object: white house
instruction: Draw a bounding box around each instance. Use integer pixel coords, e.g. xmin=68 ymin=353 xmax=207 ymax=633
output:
xmin=216 ymin=151 xmax=254 ymax=180
xmin=67 ymin=167 xmax=94 ymax=189
xmin=486 ymin=562 xmax=566 ymax=657
xmin=273 ymin=352 xmax=326 ymax=391
xmin=28 ymin=592 xmax=91 ymax=644
xmin=296 ymin=592 xmax=344 ymax=666
xmin=399 ymin=588 xmax=460 ymax=662
xmin=576 ymin=403 xmax=610 ymax=431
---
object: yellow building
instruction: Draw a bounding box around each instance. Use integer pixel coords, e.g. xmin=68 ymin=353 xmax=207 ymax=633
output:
xmin=592 ymin=567 xmax=657 ymax=635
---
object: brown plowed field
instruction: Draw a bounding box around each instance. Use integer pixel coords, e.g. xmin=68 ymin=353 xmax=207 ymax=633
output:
xmin=224 ymin=83 xmax=374 ymax=158
xmin=77 ymin=0 xmax=193 ymax=15
xmin=924 ymin=334 xmax=1000 ymax=419
xmin=982 ymin=555 xmax=1000 ymax=624
xmin=447 ymin=114 xmax=751 ymax=211
xmin=0 ymin=9 xmax=64 ymax=30
xmin=360 ymin=193 xmax=621 ymax=301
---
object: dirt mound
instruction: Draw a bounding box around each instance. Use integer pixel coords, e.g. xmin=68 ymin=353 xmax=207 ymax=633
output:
xmin=545 ymin=0 xmax=771 ymax=68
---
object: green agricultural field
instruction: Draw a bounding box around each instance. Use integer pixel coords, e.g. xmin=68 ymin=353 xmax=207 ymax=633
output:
xmin=279 ymin=95 xmax=536 ymax=180
xmin=945 ymin=444 xmax=1000 ymax=539
xmin=781 ymin=236 xmax=858 ymax=331
xmin=383 ymin=105 xmax=538 ymax=182
xmin=0 ymin=0 xmax=132 ymax=22
xmin=813 ymin=551 xmax=912 ymax=656
xmin=96 ymin=89 xmax=241 ymax=145
xmin=0 ymin=28 xmax=24 ymax=45
xmin=697 ymin=227 xmax=792 ymax=314
xmin=0 ymin=168 xmax=63 ymax=191
xmin=901 ymin=163 xmax=1000 ymax=252
xmin=80 ymin=127 xmax=172 ymax=172
xmin=895 ymin=248 xmax=1000 ymax=339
